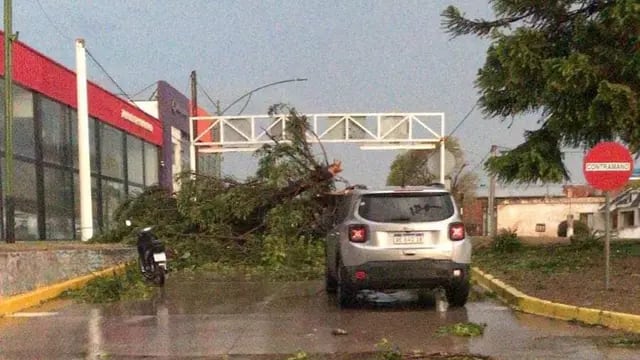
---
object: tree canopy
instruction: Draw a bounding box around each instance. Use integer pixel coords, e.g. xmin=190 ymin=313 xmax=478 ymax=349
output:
xmin=386 ymin=137 xmax=478 ymax=206
xmin=98 ymin=105 xmax=344 ymax=278
xmin=442 ymin=0 xmax=640 ymax=183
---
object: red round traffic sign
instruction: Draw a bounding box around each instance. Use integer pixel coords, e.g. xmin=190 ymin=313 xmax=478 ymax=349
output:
xmin=583 ymin=142 xmax=633 ymax=191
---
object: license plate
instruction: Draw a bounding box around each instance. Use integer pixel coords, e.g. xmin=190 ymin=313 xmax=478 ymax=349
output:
xmin=153 ymin=252 xmax=167 ymax=262
xmin=393 ymin=233 xmax=423 ymax=245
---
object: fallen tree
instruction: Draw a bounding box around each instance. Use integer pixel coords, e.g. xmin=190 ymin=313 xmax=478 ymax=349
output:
xmin=95 ymin=105 xmax=346 ymax=278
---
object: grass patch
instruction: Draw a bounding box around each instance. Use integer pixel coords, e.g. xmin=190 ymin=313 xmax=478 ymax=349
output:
xmin=604 ymin=334 xmax=640 ymax=348
xmin=436 ymin=322 xmax=486 ymax=337
xmin=61 ymin=264 xmax=155 ymax=303
xmin=474 ymin=240 xmax=640 ymax=280
xmin=613 ymin=242 xmax=640 ymax=257
xmin=473 ymin=242 xmax=601 ymax=275
xmin=567 ymin=318 xmax=605 ymax=328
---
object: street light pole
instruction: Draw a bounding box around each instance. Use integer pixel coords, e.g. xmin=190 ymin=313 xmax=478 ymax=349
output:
xmin=191 ymin=77 xmax=308 ymax=176
xmin=220 ymin=78 xmax=308 ymax=115
xmin=487 ymin=145 xmax=498 ymax=238
xmin=216 ymin=78 xmax=307 ymax=176
xmin=3 ymin=0 xmax=15 ymax=243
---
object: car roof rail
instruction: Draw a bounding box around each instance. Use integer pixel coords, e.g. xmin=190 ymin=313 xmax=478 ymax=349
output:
xmin=427 ymin=182 xmax=446 ymax=189
xmin=346 ymin=184 xmax=368 ymax=190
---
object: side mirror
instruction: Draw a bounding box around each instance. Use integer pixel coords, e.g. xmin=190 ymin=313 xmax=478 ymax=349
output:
xmin=125 ymin=220 xmax=132 ymax=227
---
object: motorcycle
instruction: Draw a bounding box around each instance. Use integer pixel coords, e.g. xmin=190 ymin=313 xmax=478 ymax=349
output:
xmin=125 ymin=220 xmax=167 ymax=286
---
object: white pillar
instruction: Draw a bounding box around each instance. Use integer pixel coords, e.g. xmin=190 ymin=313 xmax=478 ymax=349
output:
xmin=189 ymin=116 xmax=196 ymax=173
xmin=76 ymin=39 xmax=93 ymax=241
xmin=440 ymin=113 xmax=445 ymax=184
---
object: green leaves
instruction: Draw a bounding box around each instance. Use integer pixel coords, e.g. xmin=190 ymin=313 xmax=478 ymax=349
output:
xmin=445 ymin=0 xmax=639 ymax=184
xmin=91 ymin=107 xmax=337 ymax=280
xmin=435 ymin=322 xmax=487 ymax=337
xmin=485 ymin=126 xmax=569 ymax=183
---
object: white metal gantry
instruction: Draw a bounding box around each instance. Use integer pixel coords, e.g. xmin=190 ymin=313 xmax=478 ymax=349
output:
xmin=189 ymin=112 xmax=447 ymax=183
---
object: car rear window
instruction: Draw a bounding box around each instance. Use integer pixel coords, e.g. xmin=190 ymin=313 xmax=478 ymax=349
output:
xmin=357 ymin=192 xmax=454 ymax=222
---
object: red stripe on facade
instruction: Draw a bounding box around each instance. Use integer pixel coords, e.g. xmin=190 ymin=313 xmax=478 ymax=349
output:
xmin=0 ymin=32 xmax=163 ymax=145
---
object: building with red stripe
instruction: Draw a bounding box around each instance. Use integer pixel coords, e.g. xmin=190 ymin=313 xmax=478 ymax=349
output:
xmin=0 ymin=32 xmax=165 ymax=240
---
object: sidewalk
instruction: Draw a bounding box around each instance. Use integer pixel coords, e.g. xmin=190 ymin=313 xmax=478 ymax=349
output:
xmin=0 ymin=241 xmax=134 ymax=316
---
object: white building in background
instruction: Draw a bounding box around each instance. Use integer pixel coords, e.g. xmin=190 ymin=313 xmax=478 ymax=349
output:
xmin=472 ymin=185 xmax=607 ymax=238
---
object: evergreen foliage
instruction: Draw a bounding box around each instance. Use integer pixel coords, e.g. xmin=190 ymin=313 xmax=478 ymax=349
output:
xmin=386 ymin=137 xmax=478 ymax=206
xmin=442 ymin=0 xmax=640 ymax=183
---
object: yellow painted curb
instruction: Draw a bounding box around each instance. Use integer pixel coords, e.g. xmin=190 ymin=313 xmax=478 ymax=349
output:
xmin=472 ymin=267 xmax=640 ymax=333
xmin=0 ymin=263 xmax=128 ymax=317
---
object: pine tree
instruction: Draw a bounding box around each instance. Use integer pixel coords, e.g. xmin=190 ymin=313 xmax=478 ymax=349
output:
xmin=442 ymin=0 xmax=639 ymax=183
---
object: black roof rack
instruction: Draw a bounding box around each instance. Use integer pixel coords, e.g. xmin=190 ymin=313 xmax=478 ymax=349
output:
xmin=346 ymin=184 xmax=368 ymax=190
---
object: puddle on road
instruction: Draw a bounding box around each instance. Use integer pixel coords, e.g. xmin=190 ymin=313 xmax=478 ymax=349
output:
xmin=2 ymin=277 xmax=640 ymax=360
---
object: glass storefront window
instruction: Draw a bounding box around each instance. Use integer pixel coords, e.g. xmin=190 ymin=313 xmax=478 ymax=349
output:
xmin=13 ymin=160 xmax=38 ymax=240
xmin=0 ymin=81 xmax=4 ymax=150
xmin=0 ymin=83 xmax=36 ymax=155
xmin=40 ymin=96 xmax=69 ymax=165
xmin=73 ymin=174 xmax=100 ymax=235
xmin=100 ymin=124 xmax=124 ymax=179
xmin=180 ymin=133 xmax=191 ymax=172
xmin=0 ymin=157 xmax=3 ymax=238
xmin=144 ymin=143 xmax=159 ymax=186
xmin=71 ymin=113 xmax=98 ymax=172
xmin=126 ymin=135 xmax=144 ymax=186
xmin=13 ymin=86 xmax=36 ymax=159
xmin=102 ymin=180 xmax=125 ymax=231
xmin=44 ymin=166 xmax=74 ymax=239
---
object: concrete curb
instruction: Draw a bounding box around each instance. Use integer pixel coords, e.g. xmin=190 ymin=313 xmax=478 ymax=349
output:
xmin=0 ymin=263 xmax=128 ymax=317
xmin=472 ymin=266 xmax=640 ymax=333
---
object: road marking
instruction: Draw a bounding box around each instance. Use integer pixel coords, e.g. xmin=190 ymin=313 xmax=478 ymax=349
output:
xmin=9 ymin=312 xmax=59 ymax=317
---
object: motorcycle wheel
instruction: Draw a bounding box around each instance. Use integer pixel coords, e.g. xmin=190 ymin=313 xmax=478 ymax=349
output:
xmin=140 ymin=257 xmax=155 ymax=281
xmin=150 ymin=261 xmax=165 ymax=286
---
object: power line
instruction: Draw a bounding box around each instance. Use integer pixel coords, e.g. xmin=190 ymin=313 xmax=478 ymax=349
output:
xmin=85 ymin=49 xmax=136 ymax=105
xmin=197 ymin=83 xmax=220 ymax=114
xmin=236 ymin=93 xmax=253 ymax=116
xmin=130 ymin=81 xmax=159 ymax=99
xmin=37 ymin=0 xmax=141 ymax=108
xmin=35 ymin=0 xmax=72 ymax=42
xmin=469 ymin=150 xmax=491 ymax=173
xmin=449 ymin=101 xmax=478 ymax=136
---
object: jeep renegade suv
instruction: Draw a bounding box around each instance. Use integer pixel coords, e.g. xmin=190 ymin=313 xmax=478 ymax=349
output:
xmin=324 ymin=185 xmax=471 ymax=307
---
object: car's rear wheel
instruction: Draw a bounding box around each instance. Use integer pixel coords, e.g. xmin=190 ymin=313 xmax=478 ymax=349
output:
xmin=337 ymin=259 xmax=356 ymax=308
xmin=325 ymin=262 xmax=337 ymax=293
xmin=445 ymin=278 xmax=470 ymax=307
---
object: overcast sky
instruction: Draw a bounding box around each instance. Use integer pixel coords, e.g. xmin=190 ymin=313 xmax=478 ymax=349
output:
xmin=9 ymin=0 xmax=590 ymax=188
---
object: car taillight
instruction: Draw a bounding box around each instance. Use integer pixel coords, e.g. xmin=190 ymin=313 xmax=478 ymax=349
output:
xmin=348 ymin=224 xmax=367 ymax=243
xmin=449 ymin=222 xmax=465 ymax=241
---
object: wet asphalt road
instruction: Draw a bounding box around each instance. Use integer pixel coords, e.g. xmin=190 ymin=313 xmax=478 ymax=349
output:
xmin=1 ymin=273 xmax=640 ymax=359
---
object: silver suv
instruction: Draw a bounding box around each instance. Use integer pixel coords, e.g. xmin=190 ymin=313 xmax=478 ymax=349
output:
xmin=324 ymin=185 xmax=471 ymax=307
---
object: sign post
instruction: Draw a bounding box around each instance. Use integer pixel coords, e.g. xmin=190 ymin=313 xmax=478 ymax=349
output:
xmin=583 ymin=142 xmax=633 ymax=290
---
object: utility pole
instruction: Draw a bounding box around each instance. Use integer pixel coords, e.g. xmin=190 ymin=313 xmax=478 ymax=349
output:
xmin=3 ymin=0 xmax=15 ymax=243
xmin=189 ymin=71 xmax=197 ymax=173
xmin=487 ymin=145 xmax=498 ymax=238
xmin=214 ymin=100 xmax=222 ymax=177
xmin=76 ymin=39 xmax=93 ymax=241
